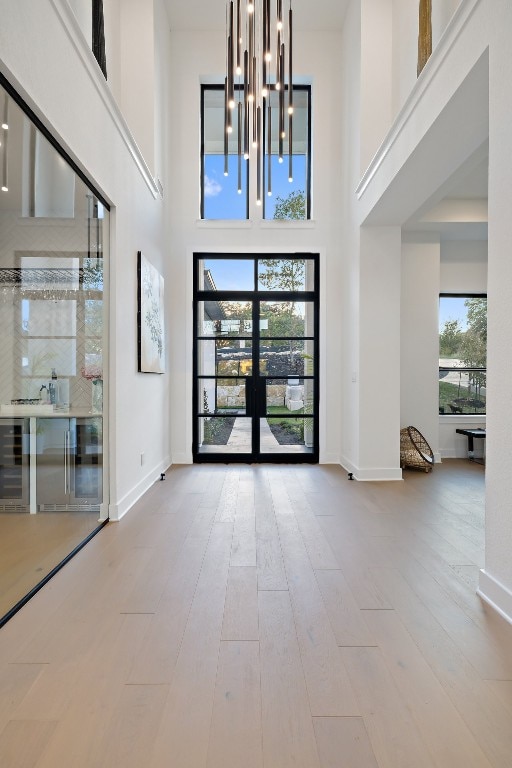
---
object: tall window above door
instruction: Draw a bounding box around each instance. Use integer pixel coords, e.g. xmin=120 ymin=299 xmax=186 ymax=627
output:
xmin=200 ymin=84 xmax=311 ymax=220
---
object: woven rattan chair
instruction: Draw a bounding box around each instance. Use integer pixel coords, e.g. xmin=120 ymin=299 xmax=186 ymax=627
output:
xmin=400 ymin=426 xmax=434 ymax=472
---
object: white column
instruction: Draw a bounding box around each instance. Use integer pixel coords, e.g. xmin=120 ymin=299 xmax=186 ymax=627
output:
xmin=357 ymin=225 xmax=402 ymax=479
xmin=478 ymin=0 xmax=512 ymax=623
xmin=400 ymin=237 xmax=441 ymax=460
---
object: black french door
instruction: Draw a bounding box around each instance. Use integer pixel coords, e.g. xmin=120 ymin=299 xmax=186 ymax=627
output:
xmin=193 ymin=254 xmax=319 ymax=463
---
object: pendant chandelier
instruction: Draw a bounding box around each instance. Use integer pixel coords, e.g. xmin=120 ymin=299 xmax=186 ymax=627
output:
xmin=224 ymin=0 xmax=294 ymax=206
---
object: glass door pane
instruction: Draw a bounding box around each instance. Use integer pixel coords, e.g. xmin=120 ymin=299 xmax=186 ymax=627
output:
xmin=196 ymin=283 xmax=254 ymax=454
xmin=260 ymin=378 xmax=315 ymax=454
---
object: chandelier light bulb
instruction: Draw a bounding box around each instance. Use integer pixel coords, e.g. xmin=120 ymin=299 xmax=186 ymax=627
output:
xmin=1 ymin=124 xmax=7 ymax=131
xmin=265 ymin=52 xmax=272 ymax=62
xmin=227 ymin=125 xmax=233 ymax=134
xmin=1 ymin=185 xmax=7 ymax=192
xmin=248 ymin=2 xmax=254 ymax=13
xmin=236 ymin=66 xmax=242 ymax=75
xmin=278 ymin=156 xmax=283 ymax=163
xmin=256 ymin=198 xmax=262 ymax=206
xmin=288 ymin=176 xmax=293 ymax=183
xmin=262 ymin=87 xmax=268 ymax=97
xmin=288 ymin=106 xmax=294 ymax=115
xmin=275 ymin=82 xmax=281 ymax=91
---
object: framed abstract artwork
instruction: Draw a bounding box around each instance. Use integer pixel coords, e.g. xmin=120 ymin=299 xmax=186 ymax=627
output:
xmin=137 ymin=251 xmax=165 ymax=373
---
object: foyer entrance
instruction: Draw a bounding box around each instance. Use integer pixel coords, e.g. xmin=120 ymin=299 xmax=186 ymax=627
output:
xmin=193 ymin=254 xmax=319 ymax=463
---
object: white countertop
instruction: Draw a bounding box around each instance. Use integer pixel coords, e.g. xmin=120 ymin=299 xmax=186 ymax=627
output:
xmin=0 ymin=405 xmax=102 ymax=418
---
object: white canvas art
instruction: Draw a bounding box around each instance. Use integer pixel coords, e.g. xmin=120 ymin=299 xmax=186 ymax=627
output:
xmin=138 ymin=252 xmax=165 ymax=373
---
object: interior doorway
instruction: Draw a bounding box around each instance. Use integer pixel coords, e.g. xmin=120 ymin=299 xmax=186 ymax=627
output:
xmin=193 ymin=253 xmax=319 ymax=463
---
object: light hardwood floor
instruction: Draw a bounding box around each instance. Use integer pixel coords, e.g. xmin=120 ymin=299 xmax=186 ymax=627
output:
xmin=0 ymin=511 xmax=102 ymax=620
xmin=1 ymin=461 xmax=511 ymax=767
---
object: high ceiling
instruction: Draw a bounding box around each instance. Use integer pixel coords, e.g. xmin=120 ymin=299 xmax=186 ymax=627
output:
xmin=163 ymin=0 xmax=350 ymax=32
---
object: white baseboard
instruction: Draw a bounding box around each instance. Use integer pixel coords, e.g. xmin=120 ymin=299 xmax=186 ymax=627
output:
xmin=109 ymin=456 xmax=172 ymax=521
xmin=434 ymin=451 xmax=442 ymax=463
xmin=440 ymin=448 xmax=485 ymax=460
xmin=477 ymin=570 xmax=512 ymax=626
xmin=339 ymin=454 xmax=403 ymax=481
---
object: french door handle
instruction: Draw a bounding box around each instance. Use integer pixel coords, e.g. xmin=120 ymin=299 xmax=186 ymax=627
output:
xmin=246 ymin=378 xmax=255 ymax=417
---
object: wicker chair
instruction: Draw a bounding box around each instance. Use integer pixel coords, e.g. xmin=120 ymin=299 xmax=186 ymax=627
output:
xmin=400 ymin=426 xmax=434 ymax=472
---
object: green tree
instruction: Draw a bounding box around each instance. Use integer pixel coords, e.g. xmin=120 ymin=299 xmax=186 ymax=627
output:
xmin=465 ymin=297 xmax=487 ymax=342
xmin=439 ymin=318 xmax=463 ymax=357
xmin=460 ymin=297 xmax=487 ymax=399
xmin=258 ymin=258 xmax=306 ymax=341
xmin=258 ymin=258 xmax=305 ymax=292
xmin=273 ymin=189 xmax=306 ymax=220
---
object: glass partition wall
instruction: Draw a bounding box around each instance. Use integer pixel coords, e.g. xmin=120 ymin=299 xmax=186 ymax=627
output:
xmin=0 ymin=78 xmax=109 ymax=625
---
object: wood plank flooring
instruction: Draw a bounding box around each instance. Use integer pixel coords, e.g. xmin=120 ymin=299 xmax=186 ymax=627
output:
xmin=1 ymin=460 xmax=512 ymax=767
xmin=0 ymin=511 xmax=102 ymax=619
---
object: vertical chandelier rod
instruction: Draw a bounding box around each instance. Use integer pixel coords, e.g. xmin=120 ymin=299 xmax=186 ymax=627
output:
xmin=1 ymin=93 xmax=8 ymax=130
xmin=237 ymin=101 xmax=243 ymax=194
xmin=1 ymin=94 xmax=8 ymax=193
xmin=288 ymin=4 xmax=293 ymax=181
xmin=224 ymin=0 xmax=294 ymax=208
xmin=2 ymin=129 xmax=8 ymax=193
xmin=267 ymin=102 xmax=272 ymax=197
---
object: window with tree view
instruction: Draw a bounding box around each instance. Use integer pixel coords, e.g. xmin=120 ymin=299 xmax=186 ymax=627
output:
xmin=439 ymin=295 xmax=487 ymax=415
xmin=201 ymin=85 xmax=311 ymax=220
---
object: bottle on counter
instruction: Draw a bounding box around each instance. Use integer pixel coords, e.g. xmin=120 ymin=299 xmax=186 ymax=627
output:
xmin=50 ymin=370 xmax=59 ymax=404
xmin=39 ymin=384 xmax=48 ymax=403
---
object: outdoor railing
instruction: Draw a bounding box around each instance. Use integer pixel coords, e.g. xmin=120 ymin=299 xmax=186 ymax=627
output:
xmin=439 ymin=366 xmax=486 ymax=415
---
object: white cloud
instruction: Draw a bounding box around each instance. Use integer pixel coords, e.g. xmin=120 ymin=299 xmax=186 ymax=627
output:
xmin=204 ymin=176 xmax=222 ymax=198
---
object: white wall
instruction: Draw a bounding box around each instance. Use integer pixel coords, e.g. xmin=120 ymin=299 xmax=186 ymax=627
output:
xmin=66 ymin=0 xmax=92 ymax=48
xmin=167 ymin=28 xmax=344 ymax=464
xmin=339 ymin=0 xmax=362 ymax=474
xmin=400 ymin=238 xmax=441 ymax=458
xmin=391 ymin=0 xmax=463 ymax=122
xmin=360 ymin=0 xmax=393 ymax=171
xmin=358 ymin=225 xmax=402 ymax=479
xmin=481 ymin=0 xmax=512 ymax=620
xmin=0 ymin=0 xmax=172 ymax=519
xmin=360 ymin=0 xmax=463 ymax=172
xmin=440 ymin=239 xmax=487 ymax=291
